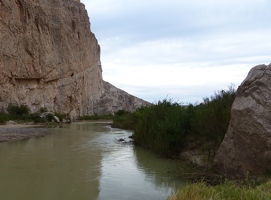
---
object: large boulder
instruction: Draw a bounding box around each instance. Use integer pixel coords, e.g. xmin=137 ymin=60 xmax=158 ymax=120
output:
xmin=215 ymin=63 xmax=271 ymax=178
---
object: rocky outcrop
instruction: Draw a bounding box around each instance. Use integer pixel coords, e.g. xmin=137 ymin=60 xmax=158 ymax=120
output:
xmin=215 ymin=64 xmax=271 ymax=178
xmin=0 ymin=0 xmax=148 ymax=118
xmin=0 ymin=0 xmax=102 ymax=119
xmin=93 ymin=81 xmax=151 ymax=115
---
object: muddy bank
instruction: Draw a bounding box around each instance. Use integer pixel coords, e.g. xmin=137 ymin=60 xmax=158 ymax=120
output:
xmin=0 ymin=125 xmax=49 ymax=142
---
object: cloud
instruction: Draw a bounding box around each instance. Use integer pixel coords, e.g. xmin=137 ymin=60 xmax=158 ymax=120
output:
xmin=102 ymin=62 xmax=253 ymax=103
xmin=81 ymin=0 xmax=271 ymax=103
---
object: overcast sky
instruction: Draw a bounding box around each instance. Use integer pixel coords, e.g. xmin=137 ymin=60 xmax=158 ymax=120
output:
xmin=81 ymin=0 xmax=271 ymax=104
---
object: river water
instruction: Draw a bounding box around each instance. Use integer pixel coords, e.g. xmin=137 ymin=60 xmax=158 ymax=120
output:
xmin=0 ymin=122 xmax=185 ymax=200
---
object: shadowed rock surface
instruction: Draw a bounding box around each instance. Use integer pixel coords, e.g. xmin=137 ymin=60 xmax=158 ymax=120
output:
xmin=0 ymin=0 xmax=149 ymax=118
xmin=215 ymin=63 xmax=271 ymax=178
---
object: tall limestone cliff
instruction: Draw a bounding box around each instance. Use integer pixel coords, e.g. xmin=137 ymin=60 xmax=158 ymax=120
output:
xmin=0 ymin=0 xmax=149 ymax=118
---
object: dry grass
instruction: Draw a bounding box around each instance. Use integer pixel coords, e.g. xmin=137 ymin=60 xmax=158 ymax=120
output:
xmin=168 ymin=180 xmax=271 ymax=200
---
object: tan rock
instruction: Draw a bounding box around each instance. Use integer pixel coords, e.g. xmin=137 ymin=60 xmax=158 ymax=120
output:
xmin=215 ymin=63 xmax=271 ymax=178
xmin=0 ymin=0 xmax=149 ymax=118
xmin=93 ymin=81 xmax=151 ymax=115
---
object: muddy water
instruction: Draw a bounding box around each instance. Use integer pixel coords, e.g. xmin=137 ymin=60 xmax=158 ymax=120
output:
xmin=0 ymin=122 xmax=185 ymax=200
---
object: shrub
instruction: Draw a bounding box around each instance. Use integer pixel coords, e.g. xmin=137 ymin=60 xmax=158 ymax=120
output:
xmin=133 ymin=100 xmax=193 ymax=157
xmin=113 ymin=111 xmax=138 ymax=130
xmin=0 ymin=112 xmax=10 ymax=124
xmin=79 ymin=114 xmax=113 ymax=121
xmin=112 ymin=85 xmax=236 ymax=159
xmin=190 ymin=85 xmax=236 ymax=158
xmin=29 ymin=113 xmax=46 ymax=123
xmin=46 ymin=113 xmax=55 ymax=122
xmin=55 ymin=112 xmax=65 ymax=121
xmin=39 ymin=107 xmax=48 ymax=113
xmin=114 ymin=109 xmax=130 ymax=116
xmin=7 ymin=104 xmax=30 ymax=120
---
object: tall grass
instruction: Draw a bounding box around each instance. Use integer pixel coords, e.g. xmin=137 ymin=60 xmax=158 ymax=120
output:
xmin=113 ymin=85 xmax=236 ymax=158
xmin=168 ymin=180 xmax=271 ymax=200
xmin=133 ymin=100 xmax=193 ymax=157
xmin=190 ymin=85 xmax=236 ymax=159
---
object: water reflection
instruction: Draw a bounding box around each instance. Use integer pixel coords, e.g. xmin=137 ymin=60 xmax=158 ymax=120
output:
xmin=0 ymin=122 xmax=184 ymax=200
xmin=97 ymin=126 xmax=185 ymax=200
xmin=0 ymin=123 xmax=102 ymax=200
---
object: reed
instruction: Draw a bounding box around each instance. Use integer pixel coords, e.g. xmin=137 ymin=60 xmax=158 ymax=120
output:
xmin=113 ymin=85 xmax=236 ymax=158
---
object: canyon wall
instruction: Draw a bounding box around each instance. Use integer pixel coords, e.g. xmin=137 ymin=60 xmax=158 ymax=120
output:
xmin=0 ymin=0 xmax=148 ymax=118
xmin=94 ymin=81 xmax=150 ymax=115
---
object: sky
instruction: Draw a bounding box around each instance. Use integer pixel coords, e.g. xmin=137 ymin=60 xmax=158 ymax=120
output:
xmin=81 ymin=0 xmax=271 ymax=104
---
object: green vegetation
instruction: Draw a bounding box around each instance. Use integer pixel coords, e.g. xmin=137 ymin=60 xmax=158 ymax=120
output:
xmin=0 ymin=112 xmax=10 ymax=124
xmin=111 ymin=110 xmax=138 ymax=130
xmin=113 ymin=85 xmax=236 ymax=158
xmin=112 ymin=85 xmax=271 ymax=199
xmin=133 ymin=100 xmax=193 ymax=157
xmin=168 ymin=180 xmax=271 ymax=200
xmin=0 ymin=104 xmax=66 ymax=124
xmin=0 ymin=104 xmax=114 ymax=124
xmin=79 ymin=114 xmax=113 ymax=121
xmin=7 ymin=103 xmax=30 ymax=120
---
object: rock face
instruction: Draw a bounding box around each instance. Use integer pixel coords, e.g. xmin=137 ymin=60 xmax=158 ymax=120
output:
xmin=0 ymin=0 xmax=148 ymax=118
xmin=215 ymin=64 xmax=271 ymax=178
xmin=93 ymin=81 xmax=151 ymax=115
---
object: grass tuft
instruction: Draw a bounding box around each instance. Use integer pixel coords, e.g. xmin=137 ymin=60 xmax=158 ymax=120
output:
xmin=168 ymin=180 xmax=271 ymax=200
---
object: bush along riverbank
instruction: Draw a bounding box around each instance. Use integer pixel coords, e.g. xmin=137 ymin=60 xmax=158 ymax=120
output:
xmin=113 ymin=85 xmax=271 ymax=198
xmin=0 ymin=104 xmax=66 ymax=124
xmin=113 ymin=85 xmax=236 ymax=162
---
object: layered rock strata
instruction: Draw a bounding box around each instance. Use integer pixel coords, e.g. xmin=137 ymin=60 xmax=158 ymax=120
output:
xmin=0 ymin=0 xmax=148 ymax=118
xmin=215 ymin=64 xmax=271 ymax=178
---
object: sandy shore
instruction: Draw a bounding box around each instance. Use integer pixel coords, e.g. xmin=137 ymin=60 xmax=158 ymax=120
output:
xmin=0 ymin=124 xmax=49 ymax=142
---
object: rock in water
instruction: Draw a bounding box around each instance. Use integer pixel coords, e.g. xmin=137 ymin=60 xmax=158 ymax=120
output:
xmin=215 ymin=63 xmax=271 ymax=178
xmin=0 ymin=0 xmax=149 ymax=118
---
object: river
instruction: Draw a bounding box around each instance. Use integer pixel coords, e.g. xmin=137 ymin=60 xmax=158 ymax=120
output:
xmin=0 ymin=122 xmax=185 ymax=200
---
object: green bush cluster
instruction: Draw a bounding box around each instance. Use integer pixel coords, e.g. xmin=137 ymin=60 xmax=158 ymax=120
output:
xmin=7 ymin=104 xmax=30 ymax=120
xmin=113 ymin=85 xmax=236 ymax=158
xmin=0 ymin=112 xmax=10 ymax=124
xmin=190 ymin=85 xmax=236 ymax=158
xmin=111 ymin=110 xmax=138 ymax=130
xmin=132 ymin=100 xmax=193 ymax=157
xmin=79 ymin=114 xmax=113 ymax=121
xmin=0 ymin=104 xmax=66 ymax=124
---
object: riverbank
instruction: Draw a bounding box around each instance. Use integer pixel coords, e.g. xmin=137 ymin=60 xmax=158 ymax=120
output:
xmin=0 ymin=124 xmax=49 ymax=142
xmin=168 ymin=180 xmax=271 ymax=200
